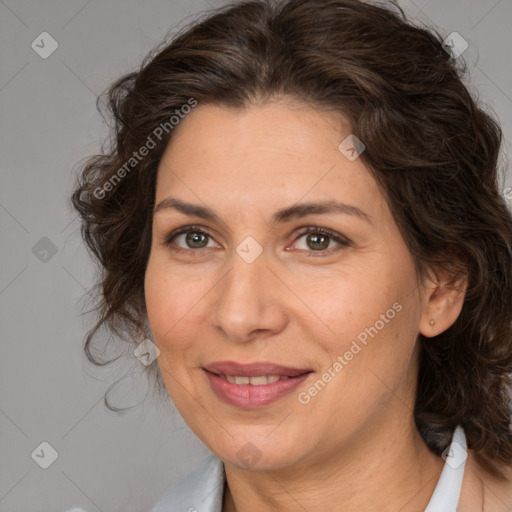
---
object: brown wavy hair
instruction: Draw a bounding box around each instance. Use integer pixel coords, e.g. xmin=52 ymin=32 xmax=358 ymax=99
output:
xmin=71 ymin=0 xmax=512 ymax=479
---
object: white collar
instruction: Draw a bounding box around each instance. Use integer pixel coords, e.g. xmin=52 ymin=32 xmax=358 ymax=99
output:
xmin=425 ymin=425 xmax=467 ymax=511
xmin=151 ymin=426 xmax=467 ymax=511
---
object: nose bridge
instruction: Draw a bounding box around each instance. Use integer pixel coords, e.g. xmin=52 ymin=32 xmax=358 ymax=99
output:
xmin=209 ymin=242 xmax=286 ymax=342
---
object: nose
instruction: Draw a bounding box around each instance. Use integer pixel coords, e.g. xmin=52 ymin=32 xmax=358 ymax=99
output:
xmin=208 ymin=248 xmax=288 ymax=343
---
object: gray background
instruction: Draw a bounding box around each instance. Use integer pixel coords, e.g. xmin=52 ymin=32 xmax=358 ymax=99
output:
xmin=1 ymin=0 xmax=511 ymax=511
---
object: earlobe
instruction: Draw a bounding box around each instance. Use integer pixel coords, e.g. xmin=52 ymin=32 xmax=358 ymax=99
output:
xmin=419 ymin=268 xmax=468 ymax=338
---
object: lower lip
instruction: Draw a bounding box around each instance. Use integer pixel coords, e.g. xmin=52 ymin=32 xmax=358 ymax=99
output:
xmin=204 ymin=370 xmax=312 ymax=408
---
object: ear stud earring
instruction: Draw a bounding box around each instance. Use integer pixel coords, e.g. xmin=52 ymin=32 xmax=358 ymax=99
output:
xmin=430 ymin=319 xmax=436 ymax=326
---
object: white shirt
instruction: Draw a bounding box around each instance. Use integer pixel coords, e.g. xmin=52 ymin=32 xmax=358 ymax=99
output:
xmin=151 ymin=426 xmax=467 ymax=512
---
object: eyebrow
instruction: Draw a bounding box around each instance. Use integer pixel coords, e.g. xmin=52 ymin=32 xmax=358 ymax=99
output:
xmin=153 ymin=197 xmax=372 ymax=226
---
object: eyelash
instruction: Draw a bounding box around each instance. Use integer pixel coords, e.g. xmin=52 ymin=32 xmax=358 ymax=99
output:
xmin=162 ymin=225 xmax=352 ymax=256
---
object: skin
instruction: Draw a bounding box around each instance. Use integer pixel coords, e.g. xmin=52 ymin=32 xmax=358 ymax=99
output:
xmin=144 ymin=99 xmax=511 ymax=511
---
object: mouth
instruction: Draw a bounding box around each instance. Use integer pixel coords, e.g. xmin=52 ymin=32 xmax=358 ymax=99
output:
xmin=202 ymin=361 xmax=313 ymax=408
xmin=203 ymin=360 xmax=312 ymax=378
xmin=206 ymin=373 xmax=296 ymax=385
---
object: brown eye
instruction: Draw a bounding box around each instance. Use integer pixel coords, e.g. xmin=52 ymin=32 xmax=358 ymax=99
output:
xmin=164 ymin=226 xmax=217 ymax=251
xmin=293 ymin=227 xmax=351 ymax=254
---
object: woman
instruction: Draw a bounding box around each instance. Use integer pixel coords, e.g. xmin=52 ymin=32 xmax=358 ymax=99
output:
xmin=71 ymin=0 xmax=512 ymax=510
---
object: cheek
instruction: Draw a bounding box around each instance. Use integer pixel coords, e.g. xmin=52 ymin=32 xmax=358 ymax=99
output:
xmin=144 ymin=262 xmax=201 ymax=404
xmin=302 ymin=256 xmax=420 ymax=376
xmin=144 ymin=254 xmax=220 ymax=363
xmin=300 ymin=285 xmax=419 ymax=427
xmin=297 ymin=269 xmax=398 ymax=338
xmin=144 ymin=258 xmax=192 ymax=352
xmin=144 ymin=266 xmax=171 ymax=342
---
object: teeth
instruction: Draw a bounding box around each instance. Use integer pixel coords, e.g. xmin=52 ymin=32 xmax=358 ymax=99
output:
xmin=223 ymin=374 xmax=289 ymax=385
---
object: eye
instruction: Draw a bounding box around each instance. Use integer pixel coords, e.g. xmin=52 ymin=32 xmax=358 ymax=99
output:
xmin=163 ymin=225 xmax=219 ymax=252
xmin=291 ymin=226 xmax=351 ymax=254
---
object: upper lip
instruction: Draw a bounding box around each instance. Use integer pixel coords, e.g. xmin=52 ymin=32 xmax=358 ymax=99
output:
xmin=203 ymin=361 xmax=312 ymax=377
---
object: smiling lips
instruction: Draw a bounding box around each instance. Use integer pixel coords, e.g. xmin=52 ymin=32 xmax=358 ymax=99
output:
xmin=203 ymin=361 xmax=312 ymax=377
xmin=203 ymin=361 xmax=313 ymax=407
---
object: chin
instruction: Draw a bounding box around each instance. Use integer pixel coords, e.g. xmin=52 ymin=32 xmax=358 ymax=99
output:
xmin=209 ymin=434 xmax=306 ymax=472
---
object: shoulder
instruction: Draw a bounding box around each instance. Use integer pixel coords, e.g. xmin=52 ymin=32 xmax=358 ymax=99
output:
xmin=151 ymin=454 xmax=226 ymax=512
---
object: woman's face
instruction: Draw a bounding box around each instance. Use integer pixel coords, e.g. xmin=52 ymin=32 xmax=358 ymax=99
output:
xmin=145 ymin=99 xmax=430 ymax=471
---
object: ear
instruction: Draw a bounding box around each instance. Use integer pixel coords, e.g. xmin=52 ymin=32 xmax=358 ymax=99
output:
xmin=419 ymin=265 xmax=468 ymax=338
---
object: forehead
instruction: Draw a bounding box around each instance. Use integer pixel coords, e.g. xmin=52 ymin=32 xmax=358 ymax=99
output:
xmin=154 ymin=101 xmax=386 ymax=219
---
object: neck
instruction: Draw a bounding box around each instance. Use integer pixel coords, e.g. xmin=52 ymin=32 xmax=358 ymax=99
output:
xmin=222 ymin=419 xmax=444 ymax=512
